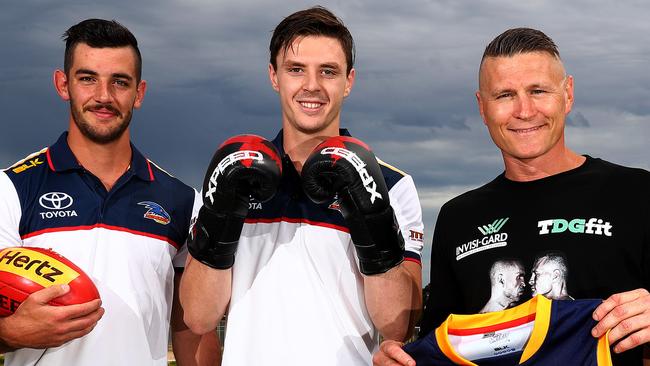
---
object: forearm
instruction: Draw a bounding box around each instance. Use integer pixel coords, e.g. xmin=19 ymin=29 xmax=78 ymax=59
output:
xmin=364 ymin=261 xmax=422 ymax=341
xmin=179 ymin=256 xmax=232 ymax=335
xmin=172 ymin=328 xmax=221 ymax=366
xmin=0 ymin=320 xmax=16 ymax=353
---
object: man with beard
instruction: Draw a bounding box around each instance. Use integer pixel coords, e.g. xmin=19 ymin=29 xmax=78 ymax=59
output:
xmin=0 ymin=19 xmax=218 ymax=365
xmin=479 ymin=259 xmax=526 ymax=313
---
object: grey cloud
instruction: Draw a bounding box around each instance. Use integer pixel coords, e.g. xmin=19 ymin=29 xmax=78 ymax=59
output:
xmin=567 ymin=111 xmax=590 ymax=127
xmin=3 ymin=0 xmax=650 ymax=285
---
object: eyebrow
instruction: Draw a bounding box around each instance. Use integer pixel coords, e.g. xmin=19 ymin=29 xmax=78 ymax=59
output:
xmin=491 ymin=82 xmax=552 ymax=95
xmin=75 ymin=69 xmax=134 ymax=81
xmin=282 ymin=60 xmax=342 ymax=70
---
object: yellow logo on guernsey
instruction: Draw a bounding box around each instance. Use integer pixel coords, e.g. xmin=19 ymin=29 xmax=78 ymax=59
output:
xmin=0 ymin=248 xmax=79 ymax=287
xmin=12 ymin=158 xmax=44 ymax=174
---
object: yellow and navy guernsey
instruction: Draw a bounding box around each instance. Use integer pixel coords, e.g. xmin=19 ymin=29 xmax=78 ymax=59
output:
xmin=0 ymin=132 xmax=201 ymax=366
xmin=405 ymin=295 xmax=612 ymax=365
xmin=220 ymin=129 xmax=425 ymax=366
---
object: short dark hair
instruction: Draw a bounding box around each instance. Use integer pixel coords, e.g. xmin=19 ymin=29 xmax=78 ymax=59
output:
xmin=63 ymin=19 xmax=142 ymax=81
xmin=481 ymin=27 xmax=560 ymax=63
xmin=269 ymin=6 xmax=355 ymax=75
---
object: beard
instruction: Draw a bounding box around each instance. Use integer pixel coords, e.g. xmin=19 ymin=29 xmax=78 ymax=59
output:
xmin=70 ymin=102 xmax=132 ymax=144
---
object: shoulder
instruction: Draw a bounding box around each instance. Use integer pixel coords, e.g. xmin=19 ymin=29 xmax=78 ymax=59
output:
xmin=376 ymin=157 xmax=411 ymax=191
xmin=587 ymin=156 xmax=649 ymax=178
xmin=147 ymin=159 xmax=196 ymax=197
xmin=142 ymin=159 xmax=198 ymax=226
xmin=440 ymin=176 xmax=501 ymax=214
xmin=3 ymin=147 xmax=49 ymax=182
xmin=2 ymin=147 xmax=50 ymax=201
xmin=582 ymin=156 xmax=650 ymax=191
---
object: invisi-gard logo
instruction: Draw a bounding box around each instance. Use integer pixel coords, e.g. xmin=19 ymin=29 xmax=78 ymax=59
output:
xmin=0 ymin=248 xmax=79 ymax=287
xmin=478 ymin=217 xmax=509 ymax=235
xmin=538 ymin=218 xmax=612 ymax=236
xmin=456 ymin=217 xmax=509 ymax=261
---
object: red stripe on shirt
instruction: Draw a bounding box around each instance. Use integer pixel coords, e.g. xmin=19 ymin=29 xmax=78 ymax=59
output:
xmin=45 ymin=148 xmax=55 ymax=171
xmin=146 ymin=160 xmax=155 ymax=181
xmin=244 ymin=217 xmax=351 ymax=233
xmin=447 ymin=313 xmax=537 ymax=336
xmin=403 ymin=257 xmax=422 ymax=266
xmin=21 ymin=223 xmax=179 ymax=249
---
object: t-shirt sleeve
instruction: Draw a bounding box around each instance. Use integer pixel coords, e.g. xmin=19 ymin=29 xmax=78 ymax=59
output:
xmin=418 ymin=205 xmax=462 ymax=337
xmin=389 ymin=175 xmax=425 ymax=264
xmin=0 ymin=171 xmax=23 ymax=248
xmin=173 ymin=188 xmax=202 ymax=268
xmin=643 ymin=179 xmax=650 ymax=290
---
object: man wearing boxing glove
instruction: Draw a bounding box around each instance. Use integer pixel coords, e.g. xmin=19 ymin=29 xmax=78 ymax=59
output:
xmin=180 ymin=6 xmax=424 ymax=366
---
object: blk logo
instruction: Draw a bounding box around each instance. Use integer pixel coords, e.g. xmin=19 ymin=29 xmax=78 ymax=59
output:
xmin=39 ymin=192 xmax=73 ymax=210
xmin=478 ymin=217 xmax=509 ymax=235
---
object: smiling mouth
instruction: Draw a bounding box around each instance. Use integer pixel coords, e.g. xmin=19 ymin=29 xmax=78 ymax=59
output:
xmin=299 ymin=101 xmax=324 ymax=109
xmin=85 ymin=104 xmax=121 ymax=119
xmin=509 ymin=125 xmax=544 ymax=134
xmin=92 ymin=109 xmax=116 ymax=118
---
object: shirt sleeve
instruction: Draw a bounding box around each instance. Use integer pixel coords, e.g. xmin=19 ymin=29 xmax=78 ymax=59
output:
xmin=172 ymin=188 xmax=202 ymax=268
xmin=0 ymin=171 xmax=23 ymax=248
xmin=418 ymin=204 xmax=462 ymax=337
xmin=389 ymin=175 xmax=425 ymax=265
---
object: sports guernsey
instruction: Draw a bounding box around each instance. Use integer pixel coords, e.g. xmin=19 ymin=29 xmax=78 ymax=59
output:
xmin=220 ymin=130 xmax=424 ymax=366
xmin=421 ymin=156 xmax=650 ymax=365
xmin=405 ymin=295 xmax=612 ymax=365
xmin=0 ymin=132 xmax=200 ymax=365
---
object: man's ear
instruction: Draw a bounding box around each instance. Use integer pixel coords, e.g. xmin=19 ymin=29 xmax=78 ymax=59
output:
xmin=134 ymin=79 xmax=147 ymax=109
xmin=552 ymin=269 xmax=562 ymax=281
xmin=53 ymin=69 xmax=70 ymax=101
xmin=269 ymin=64 xmax=279 ymax=92
xmin=343 ymin=68 xmax=355 ymax=98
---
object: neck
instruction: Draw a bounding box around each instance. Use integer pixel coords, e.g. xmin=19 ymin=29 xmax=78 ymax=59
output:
xmin=282 ymin=124 xmax=340 ymax=173
xmin=503 ymin=143 xmax=585 ymax=182
xmin=67 ymin=125 xmax=132 ymax=191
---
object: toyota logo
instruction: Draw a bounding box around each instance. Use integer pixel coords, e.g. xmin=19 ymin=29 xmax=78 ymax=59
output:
xmin=39 ymin=192 xmax=74 ymax=210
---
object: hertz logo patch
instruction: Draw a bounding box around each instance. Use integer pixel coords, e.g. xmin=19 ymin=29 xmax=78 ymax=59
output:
xmin=0 ymin=248 xmax=79 ymax=287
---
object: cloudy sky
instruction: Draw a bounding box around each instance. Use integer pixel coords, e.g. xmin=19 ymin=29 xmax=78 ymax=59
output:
xmin=2 ymin=0 xmax=648 ymax=283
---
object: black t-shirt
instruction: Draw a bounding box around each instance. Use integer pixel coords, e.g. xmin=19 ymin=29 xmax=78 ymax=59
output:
xmin=420 ymin=156 xmax=650 ymax=365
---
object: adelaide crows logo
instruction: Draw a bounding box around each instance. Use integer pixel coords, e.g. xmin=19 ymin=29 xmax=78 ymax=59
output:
xmin=138 ymin=201 xmax=171 ymax=225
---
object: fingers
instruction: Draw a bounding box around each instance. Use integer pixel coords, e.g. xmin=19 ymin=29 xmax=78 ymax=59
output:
xmin=592 ymin=289 xmax=648 ymax=335
xmin=29 ymin=284 xmax=71 ymax=304
xmin=373 ymin=340 xmax=415 ymax=366
xmin=609 ymin=317 xmax=650 ymax=353
xmin=591 ymin=288 xmax=650 ymax=353
xmin=4 ymin=288 xmax=104 ymax=348
xmin=60 ymin=299 xmax=104 ymax=320
xmin=58 ymin=306 xmax=104 ymax=334
xmin=593 ymin=289 xmax=647 ymax=321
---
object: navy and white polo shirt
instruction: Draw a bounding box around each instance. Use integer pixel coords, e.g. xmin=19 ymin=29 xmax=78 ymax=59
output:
xmin=0 ymin=132 xmax=201 ymax=366
xmin=221 ymin=130 xmax=425 ymax=366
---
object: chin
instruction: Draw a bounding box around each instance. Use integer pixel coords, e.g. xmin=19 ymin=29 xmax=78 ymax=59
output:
xmin=294 ymin=122 xmax=334 ymax=135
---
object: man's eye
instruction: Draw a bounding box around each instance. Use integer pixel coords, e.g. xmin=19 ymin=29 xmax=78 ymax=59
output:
xmin=322 ymin=69 xmax=336 ymax=76
xmin=531 ymin=89 xmax=546 ymax=95
xmin=496 ymin=93 xmax=512 ymax=99
xmin=79 ymin=76 xmax=94 ymax=82
xmin=288 ymin=67 xmax=303 ymax=73
xmin=114 ymin=80 xmax=129 ymax=87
